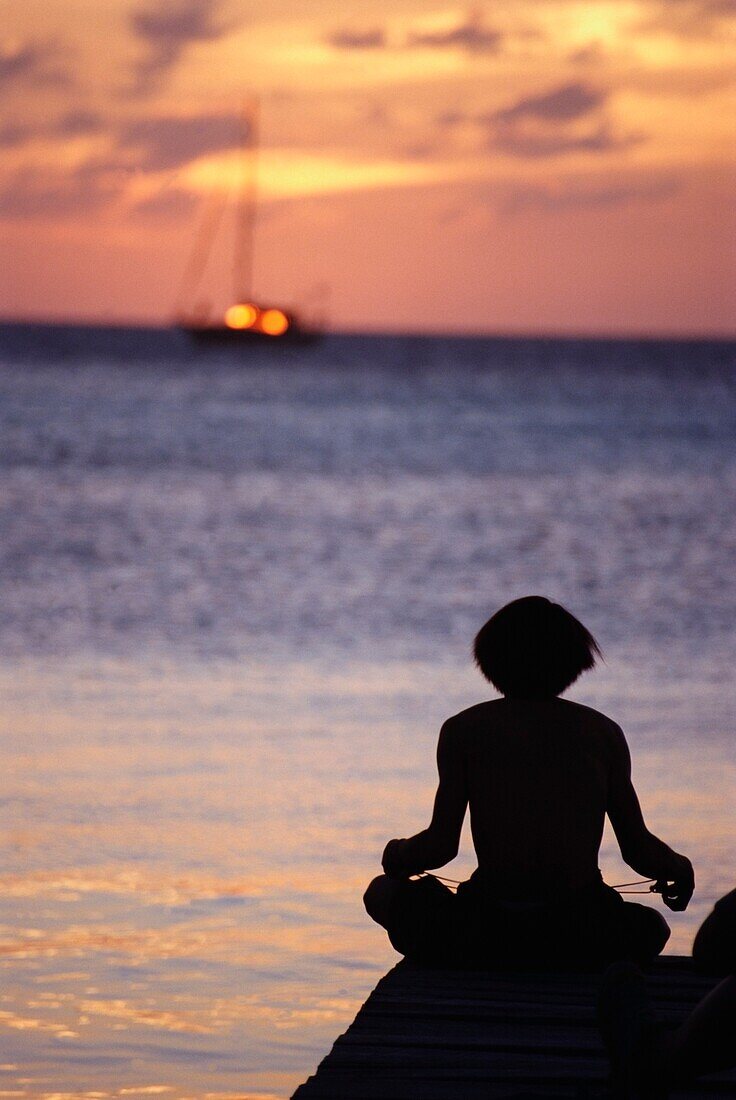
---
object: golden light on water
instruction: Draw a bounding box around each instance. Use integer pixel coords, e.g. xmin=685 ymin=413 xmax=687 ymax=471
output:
xmin=1 ymin=0 xmax=735 ymax=1092
xmin=1 ymin=595 xmax=734 ymax=1097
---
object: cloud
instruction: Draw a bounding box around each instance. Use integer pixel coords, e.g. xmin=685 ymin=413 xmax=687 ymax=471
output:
xmin=0 ymin=40 xmax=71 ymax=91
xmin=435 ymin=109 xmax=461 ymax=128
xmin=501 ymin=175 xmax=682 ymax=213
xmin=494 ymin=82 xmax=606 ymax=124
xmin=119 ymin=114 xmax=240 ymax=170
xmin=621 ymin=67 xmax=736 ymax=98
xmin=0 ymin=123 xmax=32 ymax=148
xmin=0 ymin=42 xmax=46 ymax=87
xmin=407 ymin=12 xmax=502 ymax=53
xmin=132 ymin=187 xmax=199 ymax=220
xmin=55 ymin=109 xmax=105 ymax=136
xmin=325 ymin=12 xmax=502 ymax=54
xmin=487 ymin=82 xmax=642 ymax=158
xmin=490 ymin=120 xmax=633 ymax=159
xmin=494 ymin=122 xmax=639 ymax=158
xmin=568 ymin=42 xmax=607 ymax=66
xmin=326 ymin=27 xmax=387 ymax=50
xmin=641 ymin=0 xmax=736 ymax=37
xmin=1 ymin=103 xmax=285 ymax=192
xmin=130 ymin=0 xmax=229 ymax=93
xmin=0 ymin=108 xmax=104 ymax=150
xmin=0 ymin=166 xmax=119 ymax=219
xmin=402 ymin=143 xmax=437 ymax=161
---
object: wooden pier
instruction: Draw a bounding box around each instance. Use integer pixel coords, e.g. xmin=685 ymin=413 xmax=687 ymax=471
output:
xmin=293 ymin=957 xmax=736 ymax=1098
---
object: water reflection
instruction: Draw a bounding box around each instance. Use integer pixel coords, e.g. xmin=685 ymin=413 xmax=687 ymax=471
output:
xmin=0 ymin=655 xmax=733 ymax=1098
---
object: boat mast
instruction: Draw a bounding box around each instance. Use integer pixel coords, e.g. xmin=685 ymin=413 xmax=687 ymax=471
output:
xmin=172 ymin=187 xmax=228 ymax=321
xmin=233 ymin=98 xmax=259 ymax=303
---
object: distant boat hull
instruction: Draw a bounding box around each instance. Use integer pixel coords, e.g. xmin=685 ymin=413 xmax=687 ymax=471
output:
xmin=179 ymin=323 xmax=322 ymax=347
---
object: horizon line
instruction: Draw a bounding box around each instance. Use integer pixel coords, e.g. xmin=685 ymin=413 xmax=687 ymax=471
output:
xmin=1 ymin=314 xmax=734 ymax=346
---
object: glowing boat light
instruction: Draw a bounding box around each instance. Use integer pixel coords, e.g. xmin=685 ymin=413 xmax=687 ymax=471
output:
xmin=225 ymin=303 xmax=258 ymax=329
xmin=259 ymin=308 xmax=289 ymax=336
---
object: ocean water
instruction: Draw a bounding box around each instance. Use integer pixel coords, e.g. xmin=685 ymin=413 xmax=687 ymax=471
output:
xmin=0 ymin=326 xmax=734 ymax=1099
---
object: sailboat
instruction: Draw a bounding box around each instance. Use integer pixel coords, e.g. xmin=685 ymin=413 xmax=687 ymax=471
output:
xmin=175 ymin=101 xmax=323 ymax=346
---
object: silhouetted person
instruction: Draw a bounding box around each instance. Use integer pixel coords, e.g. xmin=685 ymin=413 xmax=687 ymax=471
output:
xmin=599 ymin=888 xmax=736 ymax=1098
xmin=364 ymin=596 xmax=694 ymax=968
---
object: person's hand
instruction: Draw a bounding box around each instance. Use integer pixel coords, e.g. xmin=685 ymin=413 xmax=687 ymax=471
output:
xmin=654 ymin=856 xmax=694 ymax=911
xmin=382 ymin=838 xmax=408 ymax=879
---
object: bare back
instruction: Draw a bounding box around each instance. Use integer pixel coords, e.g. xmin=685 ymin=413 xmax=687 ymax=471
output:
xmin=458 ymin=697 xmax=613 ymax=898
xmin=385 ymin=694 xmax=693 ymax=911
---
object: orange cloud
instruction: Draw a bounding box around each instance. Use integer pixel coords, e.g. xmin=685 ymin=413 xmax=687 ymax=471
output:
xmin=489 ymin=81 xmax=644 ymax=157
xmin=325 ymin=27 xmax=387 ymax=50
xmin=129 ymin=0 xmax=231 ymax=94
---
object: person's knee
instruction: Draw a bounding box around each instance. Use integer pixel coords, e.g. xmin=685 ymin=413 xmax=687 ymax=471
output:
xmin=693 ymin=890 xmax=736 ymax=975
xmin=621 ymin=902 xmax=670 ymax=960
xmin=363 ymin=874 xmax=397 ymax=925
xmin=693 ymin=929 xmax=735 ymax=975
xmin=643 ymin=907 xmax=671 ymax=954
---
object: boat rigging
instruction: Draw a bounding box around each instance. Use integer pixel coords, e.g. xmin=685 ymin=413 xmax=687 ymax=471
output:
xmin=174 ymin=100 xmax=323 ymax=346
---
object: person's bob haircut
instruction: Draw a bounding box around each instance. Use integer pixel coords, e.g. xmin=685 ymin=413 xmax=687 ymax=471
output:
xmin=473 ymin=596 xmax=601 ymax=699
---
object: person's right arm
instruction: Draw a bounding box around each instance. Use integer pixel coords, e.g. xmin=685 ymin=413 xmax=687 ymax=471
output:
xmin=606 ymin=723 xmax=694 ymax=911
xmin=381 ymin=719 xmax=467 ymax=878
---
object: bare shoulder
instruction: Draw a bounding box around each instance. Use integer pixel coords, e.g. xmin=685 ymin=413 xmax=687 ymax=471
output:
xmin=446 ymin=698 xmax=619 ymax=724
xmin=442 ymin=698 xmax=626 ymax=749
xmin=557 ymin=699 xmax=627 ymax=753
xmin=442 ymin=699 xmax=506 ymax=726
xmin=441 ymin=699 xmax=507 ymax=733
xmin=558 ymin=698 xmax=621 ymax=731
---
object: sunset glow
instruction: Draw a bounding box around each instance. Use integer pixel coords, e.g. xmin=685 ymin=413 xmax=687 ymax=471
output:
xmin=1 ymin=0 xmax=734 ymax=334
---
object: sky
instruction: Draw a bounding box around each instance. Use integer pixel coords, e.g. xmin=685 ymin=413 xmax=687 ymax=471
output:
xmin=1 ymin=0 xmax=734 ymax=336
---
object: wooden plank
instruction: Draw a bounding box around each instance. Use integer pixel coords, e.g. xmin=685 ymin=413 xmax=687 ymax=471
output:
xmin=294 ymin=1066 xmax=736 ymax=1100
xmin=322 ymin=1048 xmax=609 ymax=1078
xmin=292 ymin=957 xmax=736 ymax=1099
xmin=294 ymin=1077 xmax=736 ymax=1100
xmin=358 ymin=1001 xmax=695 ymax=1027
xmin=334 ymin=1029 xmax=605 ymax=1053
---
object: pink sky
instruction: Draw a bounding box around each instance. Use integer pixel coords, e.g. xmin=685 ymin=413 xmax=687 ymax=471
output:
xmin=1 ymin=0 xmax=734 ymax=336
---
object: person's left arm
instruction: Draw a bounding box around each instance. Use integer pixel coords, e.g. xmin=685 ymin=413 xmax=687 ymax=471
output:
xmin=382 ymin=719 xmax=468 ymax=878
